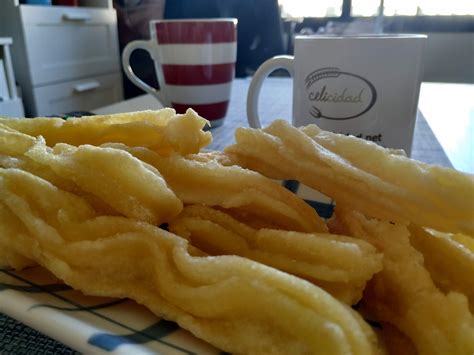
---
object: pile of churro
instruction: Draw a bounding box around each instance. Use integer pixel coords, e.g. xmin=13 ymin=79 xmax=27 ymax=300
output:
xmin=0 ymin=109 xmax=473 ymax=354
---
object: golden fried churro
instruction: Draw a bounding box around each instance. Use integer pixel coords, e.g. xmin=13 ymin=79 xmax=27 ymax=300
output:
xmin=225 ymin=120 xmax=474 ymax=235
xmin=409 ymin=225 xmax=474 ymax=312
xmin=377 ymin=323 xmax=417 ymax=355
xmin=0 ymin=108 xmax=211 ymax=155
xmin=0 ymin=243 xmax=34 ymax=270
xmin=0 ymin=123 xmax=36 ymax=156
xmin=24 ymin=140 xmax=182 ymax=224
xmin=0 ymin=124 xmax=182 ymax=224
xmin=451 ymin=233 xmax=474 ymax=253
xmin=0 ymin=168 xmax=381 ymax=355
xmin=169 ymin=205 xmax=382 ymax=304
xmin=330 ymin=209 xmax=474 ymax=355
xmin=105 ymin=144 xmax=327 ymax=233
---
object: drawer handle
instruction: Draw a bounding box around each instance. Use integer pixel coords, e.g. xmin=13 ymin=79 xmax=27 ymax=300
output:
xmin=74 ymin=81 xmax=100 ymax=93
xmin=62 ymin=12 xmax=92 ymax=21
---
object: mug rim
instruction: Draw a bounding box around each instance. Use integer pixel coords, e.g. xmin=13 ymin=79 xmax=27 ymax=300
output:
xmin=295 ymin=34 xmax=427 ymax=40
xmin=150 ymin=18 xmax=238 ymax=24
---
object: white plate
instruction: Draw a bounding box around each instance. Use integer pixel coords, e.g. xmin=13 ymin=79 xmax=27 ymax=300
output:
xmin=0 ymin=266 xmax=222 ymax=354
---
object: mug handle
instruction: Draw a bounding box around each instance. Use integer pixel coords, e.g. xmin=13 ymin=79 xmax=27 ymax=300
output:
xmin=121 ymin=40 xmax=169 ymax=106
xmin=247 ymin=55 xmax=294 ymax=128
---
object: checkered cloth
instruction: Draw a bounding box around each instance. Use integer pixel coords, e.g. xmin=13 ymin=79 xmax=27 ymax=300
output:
xmin=0 ymin=314 xmax=77 ymax=354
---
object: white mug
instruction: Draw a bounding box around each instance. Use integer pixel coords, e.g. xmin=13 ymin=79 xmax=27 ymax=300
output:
xmin=247 ymin=34 xmax=427 ymax=154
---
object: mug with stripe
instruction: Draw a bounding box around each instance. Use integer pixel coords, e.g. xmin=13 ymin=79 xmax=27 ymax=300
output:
xmin=122 ymin=19 xmax=238 ymax=127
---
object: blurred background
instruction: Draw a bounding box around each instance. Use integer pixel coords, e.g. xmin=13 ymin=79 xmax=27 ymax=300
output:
xmin=0 ymin=0 xmax=472 ymax=116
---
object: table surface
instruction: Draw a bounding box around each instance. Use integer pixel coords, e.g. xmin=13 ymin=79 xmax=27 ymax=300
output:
xmin=2 ymin=78 xmax=472 ymax=354
xmin=417 ymin=82 xmax=473 ymax=174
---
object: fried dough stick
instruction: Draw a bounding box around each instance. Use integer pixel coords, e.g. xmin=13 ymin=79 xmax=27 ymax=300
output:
xmin=0 ymin=168 xmax=381 ymax=355
xmin=105 ymin=144 xmax=328 ymax=233
xmin=0 ymin=108 xmax=211 ymax=155
xmin=225 ymin=120 xmax=474 ymax=235
xmin=329 ymin=209 xmax=474 ymax=355
xmin=169 ymin=205 xmax=382 ymax=304
xmin=0 ymin=123 xmax=37 ymax=156
xmin=409 ymin=225 xmax=474 ymax=312
xmin=0 ymin=127 xmax=182 ymax=224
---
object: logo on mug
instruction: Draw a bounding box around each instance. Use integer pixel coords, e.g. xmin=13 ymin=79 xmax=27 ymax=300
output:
xmin=305 ymin=67 xmax=377 ymax=120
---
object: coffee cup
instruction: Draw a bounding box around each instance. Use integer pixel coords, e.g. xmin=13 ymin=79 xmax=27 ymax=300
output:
xmin=247 ymin=34 xmax=427 ymax=154
xmin=122 ymin=18 xmax=237 ymax=127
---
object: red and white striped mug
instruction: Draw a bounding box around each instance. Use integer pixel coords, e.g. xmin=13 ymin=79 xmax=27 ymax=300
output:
xmin=122 ymin=19 xmax=237 ymax=127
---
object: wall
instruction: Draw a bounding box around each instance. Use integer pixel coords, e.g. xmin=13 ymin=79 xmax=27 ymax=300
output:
xmin=423 ymin=32 xmax=474 ymax=83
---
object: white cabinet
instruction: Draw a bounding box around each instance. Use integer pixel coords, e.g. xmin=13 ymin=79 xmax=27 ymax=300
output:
xmin=0 ymin=37 xmax=24 ymax=117
xmin=0 ymin=1 xmax=123 ymax=117
xmin=21 ymin=6 xmax=120 ymax=85
xmin=34 ymin=72 xmax=122 ymax=116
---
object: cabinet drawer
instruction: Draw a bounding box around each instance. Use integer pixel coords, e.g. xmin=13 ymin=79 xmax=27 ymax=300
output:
xmin=20 ymin=5 xmax=120 ymax=85
xmin=32 ymin=72 xmax=123 ymax=116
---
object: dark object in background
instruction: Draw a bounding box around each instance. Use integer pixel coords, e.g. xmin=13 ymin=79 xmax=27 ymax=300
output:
xmin=164 ymin=0 xmax=285 ymax=78
xmin=21 ymin=0 xmax=52 ymax=4
xmin=46 ymin=111 xmax=95 ymax=119
xmin=114 ymin=0 xmax=165 ymax=99
xmin=53 ymin=0 xmax=78 ymax=5
xmin=62 ymin=111 xmax=95 ymax=118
